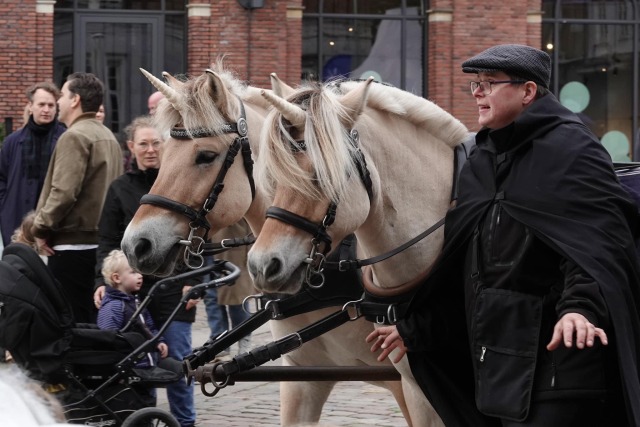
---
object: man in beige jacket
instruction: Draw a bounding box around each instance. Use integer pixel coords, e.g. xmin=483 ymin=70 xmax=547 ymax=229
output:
xmin=32 ymin=72 xmax=123 ymax=323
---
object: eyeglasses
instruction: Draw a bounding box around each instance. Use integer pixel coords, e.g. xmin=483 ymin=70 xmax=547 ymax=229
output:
xmin=469 ymin=80 xmax=526 ymax=95
xmin=135 ymin=141 xmax=161 ymax=151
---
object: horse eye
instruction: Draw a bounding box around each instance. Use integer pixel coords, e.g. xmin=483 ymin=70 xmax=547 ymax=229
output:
xmin=195 ymin=151 xmax=218 ymax=165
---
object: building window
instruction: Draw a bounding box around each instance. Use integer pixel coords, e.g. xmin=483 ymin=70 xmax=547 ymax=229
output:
xmin=53 ymin=0 xmax=186 ymax=135
xmin=542 ymin=0 xmax=638 ymax=160
xmin=302 ymin=0 xmax=426 ymax=96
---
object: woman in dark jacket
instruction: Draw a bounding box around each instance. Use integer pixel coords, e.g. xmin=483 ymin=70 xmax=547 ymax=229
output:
xmin=93 ymin=116 xmax=199 ymax=427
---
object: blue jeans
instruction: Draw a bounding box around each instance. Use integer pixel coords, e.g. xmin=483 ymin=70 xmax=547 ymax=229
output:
xmin=204 ymin=287 xmax=251 ymax=340
xmin=163 ymin=321 xmax=196 ymax=427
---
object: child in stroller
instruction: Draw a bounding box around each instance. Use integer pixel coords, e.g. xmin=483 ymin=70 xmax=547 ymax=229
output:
xmin=0 ymin=242 xmax=240 ymax=426
xmin=98 ymin=249 xmax=174 ymax=407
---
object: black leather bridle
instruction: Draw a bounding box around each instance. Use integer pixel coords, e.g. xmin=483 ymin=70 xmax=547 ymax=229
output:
xmin=264 ymin=128 xmax=374 ymax=288
xmin=139 ymin=99 xmax=256 ymax=268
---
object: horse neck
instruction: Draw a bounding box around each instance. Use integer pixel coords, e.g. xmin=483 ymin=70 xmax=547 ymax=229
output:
xmin=352 ymin=111 xmax=455 ymax=290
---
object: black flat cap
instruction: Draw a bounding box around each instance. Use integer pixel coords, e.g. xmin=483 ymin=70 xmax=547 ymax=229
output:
xmin=462 ymin=44 xmax=551 ymax=89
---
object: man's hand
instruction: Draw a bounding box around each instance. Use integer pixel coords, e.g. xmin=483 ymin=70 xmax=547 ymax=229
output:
xmin=93 ymin=285 xmax=105 ymax=308
xmin=35 ymin=237 xmax=54 ymax=256
xmin=366 ymin=325 xmax=407 ymax=363
xmin=547 ymin=312 xmax=608 ymax=351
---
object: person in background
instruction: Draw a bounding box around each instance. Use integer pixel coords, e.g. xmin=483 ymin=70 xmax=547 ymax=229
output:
xmin=204 ymin=219 xmax=255 ymax=358
xmin=92 ymin=115 xmax=199 ymax=427
xmin=31 ymin=72 xmax=123 ymax=324
xmin=147 ymin=91 xmax=164 ymax=115
xmin=95 ymin=104 xmax=105 ymax=123
xmin=0 ymin=82 xmax=66 ymax=247
xmin=368 ymin=44 xmax=640 ymax=426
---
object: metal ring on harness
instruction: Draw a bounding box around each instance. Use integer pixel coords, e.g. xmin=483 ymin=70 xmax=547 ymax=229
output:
xmin=200 ymin=361 xmax=231 ymax=397
xmin=342 ymin=299 xmax=363 ymax=321
xmin=179 ymin=228 xmax=206 ymax=269
xmin=242 ymin=294 xmax=263 ymax=314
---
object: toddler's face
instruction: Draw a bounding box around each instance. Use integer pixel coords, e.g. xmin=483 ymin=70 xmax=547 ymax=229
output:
xmin=118 ymin=265 xmax=143 ymax=294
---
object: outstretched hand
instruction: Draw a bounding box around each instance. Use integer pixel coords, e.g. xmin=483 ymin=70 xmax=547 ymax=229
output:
xmin=547 ymin=312 xmax=608 ymax=351
xmin=366 ymin=325 xmax=407 ymax=363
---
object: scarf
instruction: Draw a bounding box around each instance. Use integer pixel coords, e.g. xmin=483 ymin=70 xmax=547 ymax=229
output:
xmin=21 ymin=116 xmax=58 ymax=185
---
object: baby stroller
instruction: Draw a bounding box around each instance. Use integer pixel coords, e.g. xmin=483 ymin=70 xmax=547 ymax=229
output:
xmin=0 ymin=242 xmax=239 ymax=426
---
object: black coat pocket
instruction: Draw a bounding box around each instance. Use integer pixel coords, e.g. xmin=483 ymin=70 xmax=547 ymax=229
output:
xmin=472 ymin=288 xmax=543 ymax=421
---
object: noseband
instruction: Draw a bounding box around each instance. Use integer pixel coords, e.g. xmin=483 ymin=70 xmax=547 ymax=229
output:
xmin=139 ymin=99 xmax=256 ymax=268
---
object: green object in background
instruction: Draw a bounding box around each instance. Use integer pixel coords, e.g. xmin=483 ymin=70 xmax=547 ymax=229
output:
xmin=602 ymin=130 xmax=631 ymax=162
xmin=560 ymin=81 xmax=590 ymax=113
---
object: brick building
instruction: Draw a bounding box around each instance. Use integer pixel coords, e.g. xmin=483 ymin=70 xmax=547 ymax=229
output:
xmin=1 ymin=1 xmax=638 ymax=159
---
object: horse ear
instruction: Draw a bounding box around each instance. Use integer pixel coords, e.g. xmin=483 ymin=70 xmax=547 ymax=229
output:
xmin=260 ymin=89 xmax=306 ymax=129
xmin=140 ymin=68 xmax=184 ymax=110
xmin=340 ymin=77 xmax=374 ymax=126
xmin=205 ymin=69 xmax=233 ymax=113
xmin=270 ymin=73 xmax=295 ymax=98
xmin=162 ymin=71 xmax=184 ymax=89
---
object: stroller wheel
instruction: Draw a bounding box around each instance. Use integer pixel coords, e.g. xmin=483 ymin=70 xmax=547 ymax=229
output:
xmin=121 ymin=407 xmax=180 ymax=427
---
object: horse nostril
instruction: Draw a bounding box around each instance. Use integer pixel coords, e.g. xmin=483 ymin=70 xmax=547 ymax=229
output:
xmin=133 ymin=238 xmax=152 ymax=259
xmin=264 ymin=257 xmax=282 ymax=280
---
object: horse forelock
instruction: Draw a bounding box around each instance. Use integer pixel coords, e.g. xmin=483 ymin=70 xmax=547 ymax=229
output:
xmin=340 ymin=80 xmax=469 ymax=147
xmin=154 ymin=63 xmax=250 ymax=142
xmin=258 ymin=84 xmax=359 ymax=204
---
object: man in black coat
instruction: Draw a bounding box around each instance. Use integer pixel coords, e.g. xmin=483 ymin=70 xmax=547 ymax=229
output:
xmin=369 ymin=44 xmax=640 ymax=426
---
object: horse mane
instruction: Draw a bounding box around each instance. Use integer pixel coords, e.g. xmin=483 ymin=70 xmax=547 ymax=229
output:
xmin=258 ymin=79 xmax=468 ymax=203
xmin=259 ymin=82 xmax=360 ymax=203
xmin=153 ymin=59 xmax=253 ymax=139
xmin=338 ymin=80 xmax=469 ymax=148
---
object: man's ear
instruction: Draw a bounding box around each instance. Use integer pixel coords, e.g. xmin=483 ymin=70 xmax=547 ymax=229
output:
xmin=523 ymin=82 xmax=538 ymax=105
xmin=71 ymin=93 xmax=81 ymax=109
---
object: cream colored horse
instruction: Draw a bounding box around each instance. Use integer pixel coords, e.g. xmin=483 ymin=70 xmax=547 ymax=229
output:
xmin=120 ymin=64 xmax=411 ymax=426
xmin=248 ymin=79 xmax=471 ymax=427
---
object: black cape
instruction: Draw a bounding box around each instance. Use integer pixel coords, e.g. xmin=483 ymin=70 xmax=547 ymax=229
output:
xmin=399 ymin=94 xmax=640 ymax=426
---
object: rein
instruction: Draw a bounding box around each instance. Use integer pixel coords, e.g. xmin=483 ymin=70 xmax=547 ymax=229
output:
xmin=139 ymin=98 xmax=256 ymax=269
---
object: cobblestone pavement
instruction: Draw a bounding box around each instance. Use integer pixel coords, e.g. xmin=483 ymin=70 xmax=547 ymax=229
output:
xmin=157 ymin=306 xmax=407 ymax=427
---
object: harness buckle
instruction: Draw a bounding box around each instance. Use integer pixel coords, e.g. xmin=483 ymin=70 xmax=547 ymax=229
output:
xmin=338 ymin=260 xmax=351 ymax=272
xmin=386 ymin=304 xmax=398 ymax=324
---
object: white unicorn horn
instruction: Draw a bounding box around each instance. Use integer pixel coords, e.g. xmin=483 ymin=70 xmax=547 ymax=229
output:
xmin=270 ymin=73 xmax=295 ymax=98
xmin=260 ymin=89 xmax=306 ymax=128
xmin=340 ymin=77 xmax=374 ymax=124
xmin=139 ymin=68 xmax=183 ymax=109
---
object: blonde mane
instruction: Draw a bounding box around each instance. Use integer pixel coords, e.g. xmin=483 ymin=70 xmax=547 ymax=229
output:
xmin=259 ymin=83 xmax=360 ymax=203
xmin=153 ymin=60 xmax=251 ymax=140
xmin=258 ymin=80 xmax=468 ymax=203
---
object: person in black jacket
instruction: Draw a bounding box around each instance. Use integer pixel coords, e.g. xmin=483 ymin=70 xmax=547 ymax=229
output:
xmin=368 ymin=44 xmax=640 ymax=426
xmin=93 ymin=115 xmax=199 ymax=427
